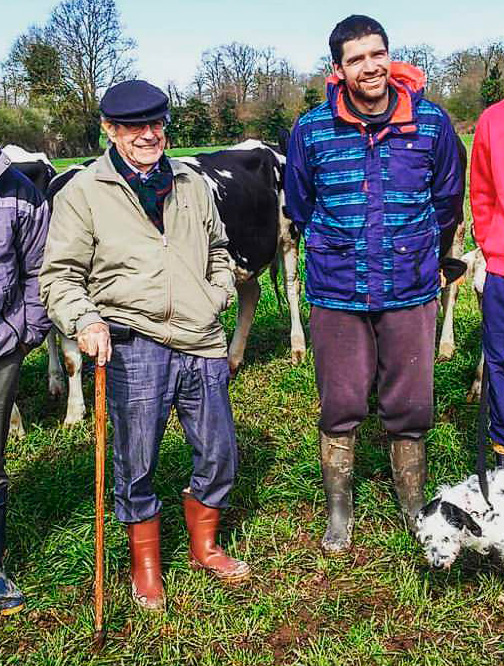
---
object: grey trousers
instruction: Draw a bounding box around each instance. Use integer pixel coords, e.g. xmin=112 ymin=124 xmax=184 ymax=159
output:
xmin=0 ymin=347 xmax=23 ymax=564
xmin=310 ymin=301 xmax=437 ymax=438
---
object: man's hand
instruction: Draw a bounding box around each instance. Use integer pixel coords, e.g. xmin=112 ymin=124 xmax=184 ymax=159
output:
xmin=77 ymin=322 xmax=112 ymax=366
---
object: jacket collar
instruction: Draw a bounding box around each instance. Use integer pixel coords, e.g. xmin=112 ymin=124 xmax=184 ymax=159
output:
xmin=326 ymin=61 xmax=426 ymax=128
xmin=0 ymin=150 xmax=11 ymax=178
xmin=94 ymin=148 xmax=193 ymax=183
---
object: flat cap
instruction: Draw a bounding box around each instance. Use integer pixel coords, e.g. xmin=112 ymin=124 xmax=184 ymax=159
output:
xmin=100 ymin=79 xmax=170 ymax=124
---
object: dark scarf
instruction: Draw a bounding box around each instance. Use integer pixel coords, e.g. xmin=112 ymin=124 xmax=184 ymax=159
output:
xmin=110 ymin=145 xmax=173 ymax=232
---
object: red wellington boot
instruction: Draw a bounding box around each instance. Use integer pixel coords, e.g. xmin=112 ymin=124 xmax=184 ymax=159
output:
xmin=127 ymin=514 xmax=165 ymax=611
xmin=183 ymin=493 xmax=250 ymax=584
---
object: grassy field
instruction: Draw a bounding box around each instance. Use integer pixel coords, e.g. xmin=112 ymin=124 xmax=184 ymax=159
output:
xmin=51 ymin=146 xmax=232 ymax=173
xmin=3 ymin=135 xmax=503 ymax=666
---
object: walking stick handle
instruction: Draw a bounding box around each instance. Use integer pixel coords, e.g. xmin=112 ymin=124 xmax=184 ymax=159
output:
xmin=94 ymin=362 xmax=106 ymax=649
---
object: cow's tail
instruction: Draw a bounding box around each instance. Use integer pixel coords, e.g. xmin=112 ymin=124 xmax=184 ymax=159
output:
xmin=270 ymin=252 xmax=284 ymax=312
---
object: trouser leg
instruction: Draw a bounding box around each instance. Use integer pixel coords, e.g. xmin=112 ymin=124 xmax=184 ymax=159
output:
xmin=373 ymin=302 xmax=435 ymax=528
xmin=107 ymin=335 xmax=175 ymax=524
xmin=0 ymin=348 xmax=25 ymax=615
xmin=107 ymin=335 xmax=176 ymax=610
xmin=374 ymin=300 xmax=437 ymax=438
xmin=175 ymin=355 xmax=238 ymax=508
xmin=176 ymin=354 xmax=249 ymax=582
xmin=482 ymin=273 xmax=504 ymax=447
xmin=310 ymin=307 xmax=377 ymax=552
xmin=310 ymin=306 xmax=377 ymax=433
xmin=0 ymin=348 xmax=23 ymax=565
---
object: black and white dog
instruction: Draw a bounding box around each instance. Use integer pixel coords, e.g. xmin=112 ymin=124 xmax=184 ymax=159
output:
xmin=416 ymin=470 xmax=504 ymax=569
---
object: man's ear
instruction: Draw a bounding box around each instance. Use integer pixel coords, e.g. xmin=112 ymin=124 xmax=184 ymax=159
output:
xmin=332 ymin=62 xmax=345 ymax=82
xmin=102 ymin=120 xmax=116 ymax=143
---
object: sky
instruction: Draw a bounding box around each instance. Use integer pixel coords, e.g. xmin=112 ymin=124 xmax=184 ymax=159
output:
xmin=1 ymin=0 xmax=503 ymax=92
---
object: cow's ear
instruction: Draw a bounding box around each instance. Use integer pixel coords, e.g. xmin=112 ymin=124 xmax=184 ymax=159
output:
xmin=441 ymin=502 xmax=482 ymax=537
xmin=277 ymin=129 xmax=290 ymax=156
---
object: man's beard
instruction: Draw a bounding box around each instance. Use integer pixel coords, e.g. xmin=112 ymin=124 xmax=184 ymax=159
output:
xmin=352 ymin=80 xmax=389 ymax=104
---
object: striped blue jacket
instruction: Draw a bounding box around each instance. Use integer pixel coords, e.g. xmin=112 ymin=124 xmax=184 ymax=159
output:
xmin=285 ymin=62 xmax=463 ymax=312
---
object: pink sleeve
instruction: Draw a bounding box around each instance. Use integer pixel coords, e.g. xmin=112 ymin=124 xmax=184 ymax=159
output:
xmin=470 ymin=113 xmax=496 ymax=256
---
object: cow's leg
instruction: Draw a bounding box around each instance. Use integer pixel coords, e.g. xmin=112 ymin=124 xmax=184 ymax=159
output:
xmin=228 ymin=277 xmax=261 ymax=378
xmin=279 ymin=213 xmax=306 ymax=365
xmin=438 ymin=221 xmax=465 ymax=361
xmin=438 ymin=282 xmax=459 ymax=361
xmin=61 ymin=336 xmax=86 ymax=425
xmin=47 ymin=327 xmax=65 ymax=397
xmin=468 ymin=283 xmax=485 ymax=403
xmin=468 ymin=351 xmax=485 ymax=403
xmin=8 ymin=403 xmax=25 ymax=439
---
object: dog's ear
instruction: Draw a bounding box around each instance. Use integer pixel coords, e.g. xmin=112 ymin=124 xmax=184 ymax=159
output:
xmin=419 ymin=497 xmax=441 ymax=519
xmin=441 ymin=501 xmax=482 ymax=537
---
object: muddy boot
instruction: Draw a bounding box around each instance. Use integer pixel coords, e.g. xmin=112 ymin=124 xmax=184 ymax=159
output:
xmin=127 ymin=514 xmax=165 ymax=611
xmin=183 ymin=492 xmax=250 ymax=584
xmin=320 ymin=429 xmax=356 ymax=556
xmin=390 ymin=437 xmax=427 ymax=532
xmin=0 ymin=504 xmax=24 ymax=617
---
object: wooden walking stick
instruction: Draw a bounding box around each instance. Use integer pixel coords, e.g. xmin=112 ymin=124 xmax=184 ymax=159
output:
xmin=93 ymin=362 xmax=107 ymax=649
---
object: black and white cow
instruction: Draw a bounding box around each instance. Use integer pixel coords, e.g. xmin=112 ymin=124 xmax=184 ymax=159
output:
xmin=3 ymin=144 xmax=56 ymax=193
xmin=12 ymin=140 xmax=306 ymax=429
xmin=178 ymin=139 xmax=305 ymax=375
xmin=437 ymin=134 xmax=469 ymax=361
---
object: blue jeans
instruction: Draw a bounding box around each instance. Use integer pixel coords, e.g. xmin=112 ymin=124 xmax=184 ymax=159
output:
xmin=107 ymin=334 xmax=238 ymax=523
xmin=482 ymin=272 xmax=504 ymax=444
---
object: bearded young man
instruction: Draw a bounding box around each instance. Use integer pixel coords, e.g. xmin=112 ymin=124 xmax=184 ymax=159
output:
xmin=285 ymin=15 xmax=463 ymax=554
xmin=39 ymin=80 xmax=250 ymax=611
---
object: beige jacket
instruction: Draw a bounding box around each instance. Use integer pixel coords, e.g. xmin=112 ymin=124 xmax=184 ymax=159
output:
xmin=39 ymin=151 xmax=235 ymax=357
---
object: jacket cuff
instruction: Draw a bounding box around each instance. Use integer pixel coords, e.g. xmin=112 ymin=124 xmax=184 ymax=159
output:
xmin=76 ymin=312 xmax=105 ymax=333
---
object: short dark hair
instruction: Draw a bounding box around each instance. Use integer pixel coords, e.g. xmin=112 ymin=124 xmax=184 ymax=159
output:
xmin=329 ymin=15 xmax=389 ymax=65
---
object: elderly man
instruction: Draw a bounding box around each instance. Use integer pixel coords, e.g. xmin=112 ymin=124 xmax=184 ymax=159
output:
xmin=0 ymin=148 xmax=51 ymax=615
xmin=471 ymin=99 xmax=504 ymax=466
xmin=40 ymin=80 xmax=250 ymax=611
xmin=286 ymin=15 xmax=463 ymax=553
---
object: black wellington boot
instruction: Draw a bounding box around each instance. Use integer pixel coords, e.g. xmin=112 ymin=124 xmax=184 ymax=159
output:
xmin=390 ymin=437 xmax=427 ymax=533
xmin=320 ymin=430 xmax=356 ymax=555
xmin=0 ymin=502 xmax=25 ymax=616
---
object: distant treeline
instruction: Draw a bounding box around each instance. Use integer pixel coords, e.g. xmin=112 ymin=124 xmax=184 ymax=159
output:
xmin=1 ymin=0 xmax=503 ymax=156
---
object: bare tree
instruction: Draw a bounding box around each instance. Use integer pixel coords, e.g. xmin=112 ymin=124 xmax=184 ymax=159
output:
xmin=165 ymin=80 xmax=184 ymax=107
xmin=47 ymin=0 xmax=135 ymax=112
xmin=224 ymin=42 xmax=259 ymax=103
xmin=391 ymin=44 xmax=440 ymax=90
xmin=195 ymin=42 xmax=260 ymax=104
xmin=476 ymin=39 xmax=504 ymax=78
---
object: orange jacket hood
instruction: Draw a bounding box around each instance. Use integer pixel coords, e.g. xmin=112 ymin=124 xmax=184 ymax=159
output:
xmin=325 ymin=61 xmax=426 ymax=126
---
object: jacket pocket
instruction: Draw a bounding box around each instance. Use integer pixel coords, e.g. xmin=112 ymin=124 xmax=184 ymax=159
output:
xmin=305 ymin=232 xmax=356 ymax=301
xmin=388 ymin=137 xmax=432 ymax=191
xmin=202 ymin=280 xmax=228 ymax=315
xmin=393 ymin=231 xmax=438 ymax=300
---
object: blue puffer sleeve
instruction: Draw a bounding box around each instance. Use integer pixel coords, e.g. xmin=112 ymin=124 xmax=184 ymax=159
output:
xmin=431 ymin=110 xmax=464 ymax=257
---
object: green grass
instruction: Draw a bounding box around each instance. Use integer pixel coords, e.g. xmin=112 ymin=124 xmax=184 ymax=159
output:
xmin=51 ymin=146 xmax=232 ymax=173
xmin=2 ymin=133 xmax=498 ymax=666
